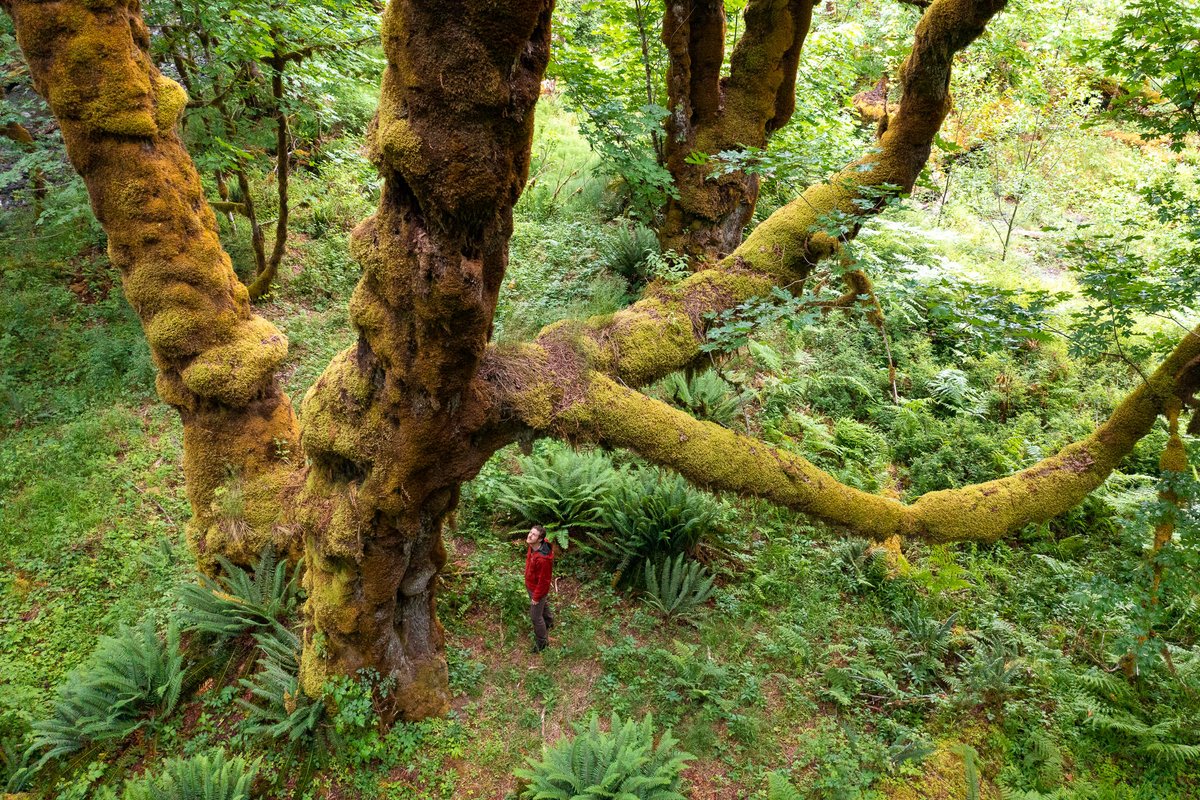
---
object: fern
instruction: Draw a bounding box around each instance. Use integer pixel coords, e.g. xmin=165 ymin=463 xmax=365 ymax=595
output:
xmin=949 ymin=743 xmax=982 ymax=800
xmin=927 ymin=368 xmax=985 ymax=416
xmin=496 ymin=445 xmax=621 ymax=548
xmin=959 ymin=631 xmax=1025 ymax=706
xmin=655 ymin=370 xmax=740 ymax=427
xmin=237 ymin=622 xmax=327 ymax=753
xmin=28 ymin=617 xmax=183 ymax=767
xmin=596 ymin=469 xmax=723 ymax=587
xmin=514 ymin=713 xmax=692 ymax=800
xmin=122 ymin=750 xmax=259 ymax=800
xmin=602 ymin=223 xmax=659 ymax=286
xmin=1070 ymin=668 xmax=1200 ymax=764
xmin=178 ymin=546 xmax=300 ymax=639
xmin=642 ymin=554 xmax=716 ymax=619
xmin=829 ymin=538 xmax=889 ymax=594
xmin=1 ymin=734 xmax=33 ymax=792
xmin=766 ymin=771 xmax=803 ymax=800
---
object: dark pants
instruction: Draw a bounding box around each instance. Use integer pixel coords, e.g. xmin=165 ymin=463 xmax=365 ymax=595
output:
xmin=528 ymin=592 xmax=554 ymax=647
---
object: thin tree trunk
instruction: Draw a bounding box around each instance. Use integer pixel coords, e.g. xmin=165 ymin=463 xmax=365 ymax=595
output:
xmin=247 ymin=46 xmax=290 ymax=301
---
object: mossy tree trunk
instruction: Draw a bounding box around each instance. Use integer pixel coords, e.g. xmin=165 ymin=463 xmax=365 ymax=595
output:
xmin=658 ymin=0 xmax=814 ymax=263
xmin=2 ymin=0 xmax=300 ymax=570
xmin=13 ymin=0 xmax=1200 ymax=722
xmin=295 ymin=0 xmax=553 ymax=721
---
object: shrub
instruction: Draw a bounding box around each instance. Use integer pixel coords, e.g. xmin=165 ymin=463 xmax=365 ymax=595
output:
xmin=122 ymin=750 xmax=259 ymax=800
xmin=29 ymin=618 xmax=183 ymax=767
xmin=496 ymin=445 xmax=622 ymax=547
xmin=642 ymin=554 xmax=716 ymax=620
xmin=514 ymin=713 xmax=692 ymax=800
xmin=597 ymin=470 xmax=724 ymax=586
xmin=177 ymin=546 xmax=301 ymax=640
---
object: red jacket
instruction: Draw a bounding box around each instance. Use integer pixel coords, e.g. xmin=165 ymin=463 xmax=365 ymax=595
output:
xmin=525 ymin=541 xmax=554 ymax=602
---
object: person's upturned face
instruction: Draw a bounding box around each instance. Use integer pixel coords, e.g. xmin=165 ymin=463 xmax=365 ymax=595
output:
xmin=526 ymin=527 xmax=542 ymax=546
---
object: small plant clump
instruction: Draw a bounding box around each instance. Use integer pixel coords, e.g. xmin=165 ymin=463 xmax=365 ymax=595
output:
xmin=514 ymin=713 xmax=692 ymax=800
xmin=28 ymin=617 xmax=184 ymax=768
xmin=121 ymin=750 xmax=259 ymax=800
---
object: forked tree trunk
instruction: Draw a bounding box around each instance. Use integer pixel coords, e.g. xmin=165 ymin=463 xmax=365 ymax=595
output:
xmin=659 ymin=0 xmax=814 ymax=262
xmin=296 ymin=0 xmax=553 ymax=721
xmin=20 ymin=0 xmax=1187 ymax=723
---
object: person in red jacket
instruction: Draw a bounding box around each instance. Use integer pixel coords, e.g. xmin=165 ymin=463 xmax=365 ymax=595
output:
xmin=524 ymin=524 xmax=555 ymax=652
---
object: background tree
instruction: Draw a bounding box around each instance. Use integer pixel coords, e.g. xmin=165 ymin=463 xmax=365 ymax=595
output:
xmin=7 ymin=0 xmax=1200 ymax=726
xmin=656 ymin=0 xmax=817 ymax=262
xmin=148 ymin=0 xmax=378 ymax=299
xmin=550 ymin=0 xmax=674 ymax=221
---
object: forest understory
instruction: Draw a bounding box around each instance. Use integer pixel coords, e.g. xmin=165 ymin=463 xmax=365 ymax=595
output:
xmin=2 ymin=0 xmax=1199 ymax=797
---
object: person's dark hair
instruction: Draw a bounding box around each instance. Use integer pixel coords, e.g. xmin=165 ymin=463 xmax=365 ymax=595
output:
xmin=532 ymin=524 xmax=546 ymax=540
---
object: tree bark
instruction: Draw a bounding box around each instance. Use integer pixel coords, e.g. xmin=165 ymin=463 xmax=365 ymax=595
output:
xmin=296 ymin=0 xmax=553 ymax=722
xmin=2 ymin=0 xmax=301 ymax=570
xmin=659 ymin=0 xmax=815 ymax=263
xmin=245 ymin=44 xmax=290 ymax=301
xmin=16 ymin=0 xmax=1180 ymax=725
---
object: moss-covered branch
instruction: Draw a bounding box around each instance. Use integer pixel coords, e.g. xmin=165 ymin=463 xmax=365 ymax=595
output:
xmin=550 ymin=327 xmax=1200 ymax=542
xmin=3 ymin=0 xmax=300 ymax=569
xmin=491 ymin=0 xmax=1011 ymax=400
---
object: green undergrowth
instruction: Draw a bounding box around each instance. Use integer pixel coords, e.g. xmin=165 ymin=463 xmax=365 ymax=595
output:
xmin=2 ymin=24 xmax=1200 ymax=800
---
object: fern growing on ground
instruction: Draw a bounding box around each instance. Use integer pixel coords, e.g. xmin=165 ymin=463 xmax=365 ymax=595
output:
xmin=514 ymin=713 xmax=691 ymax=800
xmin=1 ymin=735 xmax=33 ymax=792
xmin=1070 ymin=667 xmax=1200 ymax=764
xmin=642 ymin=553 xmax=716 ymax=619
xmin=237 ymin=622 xmax=327 ymax=753
xmin=496 ymin=445 xmax=621 ymax=547
xmin=766 ymin=771 xmax=803 ymax=800
xmin=122 ymin=750 xmax=259 ymax=800
xmin=177 ymin=546 xmax=300 ymax=639
xmin=28 ymin=617 xmax=183 ymax=767
xmin=597 ymin=469 xmax=723 ymax=586
xmin=601 ymin=223 xmax=659 ymax=287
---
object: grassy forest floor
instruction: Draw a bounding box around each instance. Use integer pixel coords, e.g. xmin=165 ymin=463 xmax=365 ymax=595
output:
xmin=2 ymin=93 xmax=1200 ymax=799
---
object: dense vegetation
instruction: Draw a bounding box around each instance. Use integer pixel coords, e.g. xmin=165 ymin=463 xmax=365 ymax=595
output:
xmin=2 ymin=0 xmax=1198 ymax=797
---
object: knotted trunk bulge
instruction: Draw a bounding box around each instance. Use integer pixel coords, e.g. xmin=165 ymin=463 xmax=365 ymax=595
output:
xmin=659 ymin=0 xmax=814 ymax=262
xmin=2 ymin=0 xmax=300 ymax=570
xmin=297 ymin=0 xmax=553 ymax=721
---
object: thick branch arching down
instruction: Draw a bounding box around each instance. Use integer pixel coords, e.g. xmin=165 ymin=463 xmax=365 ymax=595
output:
xmin=478 ymin=0 xmax=1192 ymax=546
xmin=491 ymin=0 xmax=1009 ymax=404
xmin=3 ymin=0 xmax=300 ymax=569
xmin=552 ymin=327 xmax=1200 ymax=542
